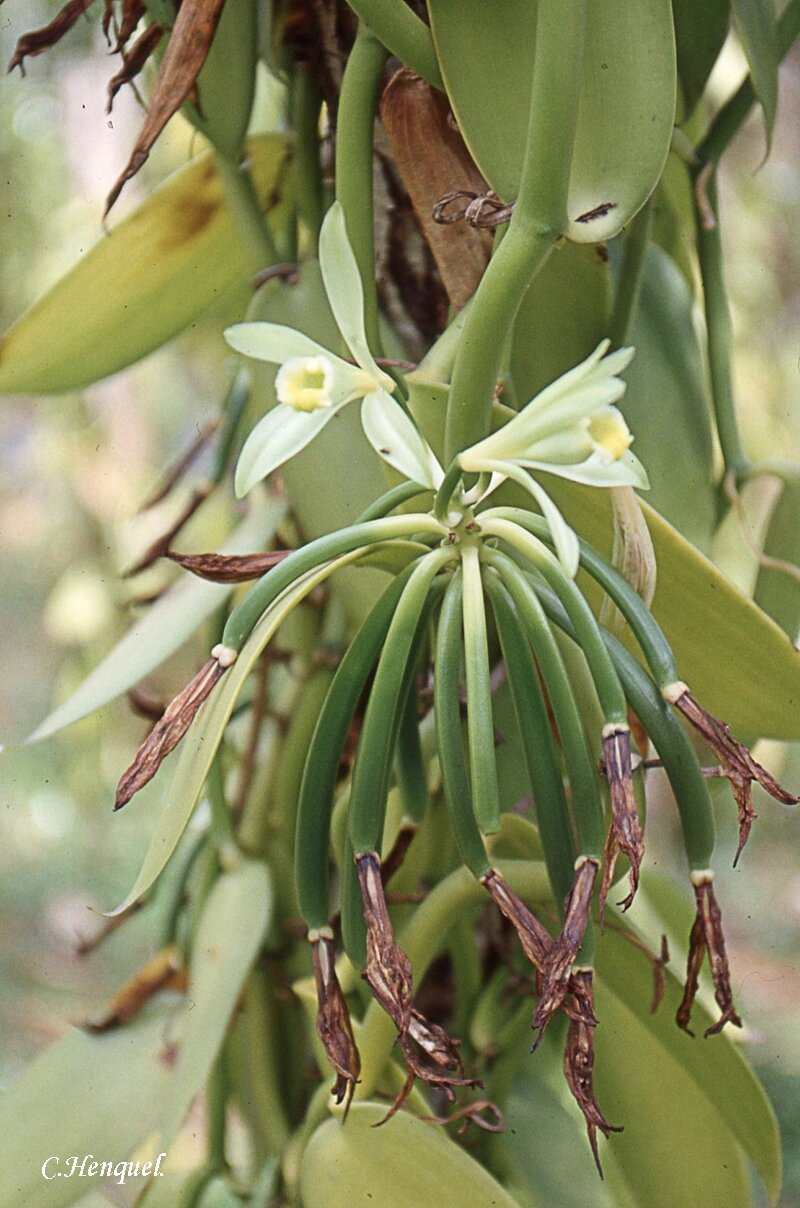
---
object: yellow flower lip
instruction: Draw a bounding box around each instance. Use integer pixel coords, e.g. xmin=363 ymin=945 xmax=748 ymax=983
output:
xmin=586 ymin=407 xmax=633 ymax=461
xmin=276 ymin=355 xmax=336 ymax=412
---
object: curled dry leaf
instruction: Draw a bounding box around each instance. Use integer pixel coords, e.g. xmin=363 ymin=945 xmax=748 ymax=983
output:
xmin=676 ymin=872 xmax=742 ymax=1038
xmin=105 ymin=0 xmax=228 ymax=216
xmin=107 ymin=22 xmax=164 ymax=113
xmin=83 ymin=944 xmax=185 ymax=1031
xmin=7 ymin=0 xmax=94 ymax=74
xmin=113 ymin=0 xmax=147 ymax=52
xmin=480 ymin=867 xmax=553 ymax=973
xmin=114 ymin=651 xmax=229 ymax=809
xmin=600 ymin=727 xmax=645 ymax=916
xmin=165 ymin=547 xmax=290 ymax=583
xmin=380 ymin=68 xmax=491 ymax=311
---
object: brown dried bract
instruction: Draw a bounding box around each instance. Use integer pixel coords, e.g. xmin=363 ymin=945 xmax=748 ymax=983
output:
xmin=432 ymin=189 xmax=515 ymax=230
xmin=676 ymin=873 xmax=742 ymax=1038
xmin=8 ymin=0 xmax=93 ymax=74
xmin=311 ymin=933 xmax=360 ymax=1113
xmin=166 ymin=547 xmax=290 ymax=583
xmin=600 ymin=728 xmax=645 ymax=916
xmin=114 ymin=652 xmax=227 ymax=809
xmin=420 ymin=1099 xmax=505 ymax=1135
xmin=107 ymin=22 xmax=164 ymax=113
xmin=114 ymin=0 xmax=147 ymax=53
xmin=672 ymin=688 xmax=797 ymax=865
xmin=563 ymin=969 xmax=622 ymax=1176
xmin=533 ymin=858 xmax=599 ymax=1040
xmin=356 ymin=852 xmax=476 ymax=1119
xmin=83 ymin=944 xmax=185 ymax=1031
xmin=105 ymin=0 xmax=228 ymax=215
xmin=124 ymin=483 xmax=212 ymax=577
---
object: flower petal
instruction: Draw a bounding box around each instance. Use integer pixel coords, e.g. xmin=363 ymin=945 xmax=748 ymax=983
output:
xmin=528 ymin=449 xmax=650 ymax=490
xmin=319 ymin=203 xmax=393 ymax=390
xmin=225 ymin=322 xmax=344 ymax=367
xmin=234 ymin=404 xmax=335 ymax=498
xmin=361 ymin=390 xmax=444 ymax=489
xmin=480 ymin=460 xmax=580 ymax=576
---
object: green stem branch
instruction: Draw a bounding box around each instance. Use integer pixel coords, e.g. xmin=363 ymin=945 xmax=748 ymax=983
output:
xmin=444 ymin=2 xmax=587 ymax=459
xmin=344 ymin=0 xmax=444 ymax=89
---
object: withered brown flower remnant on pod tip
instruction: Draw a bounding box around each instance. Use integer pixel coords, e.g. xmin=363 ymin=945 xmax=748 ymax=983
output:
xmin=356 ymin=852 xmax=477 ymax=1120
xmin=676 ymin=871 xmax=742 ymax=1038
xmin=310 ymin=931 xmax=360 ymax=1113
xmin=563 ymin=969 xmax=622 ymax=1176
xmin=600 ymin=725 xmax=644 ymax=917
xmin=533 ymin=857 xmax=599 ymax=1041
xmin=665 ymin=683 xmax=798 ymax=865
xmin=114 ymin=643 xmax=236 ymax=810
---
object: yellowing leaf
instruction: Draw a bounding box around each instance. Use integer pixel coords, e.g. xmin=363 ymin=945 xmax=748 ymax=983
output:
xmin=0 ymin=134 xmax=292 ymax=396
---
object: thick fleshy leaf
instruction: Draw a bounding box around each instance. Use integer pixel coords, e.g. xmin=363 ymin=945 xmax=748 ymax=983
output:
xmin=0 ymin=1004 xmax=176 ymax=1208
xmin=360 ymin=390 xmax=443 ymax=489
xmin=157 ymin=860 xmax=272 ymax=1147
xmin=234 ymin=403 xmax=335 ymax=497
xmin=26 ymin=492 xmax=285 ymax=743
xmin=0 ymin=135 xmax=292 ymax=395
xmin=536 ymin=478 xmax=800 ymax=739
xmin=107 ymin=548 xmax=370 ymax=914
xmin=672 ymin=0 xmax=731 ymax=117
xmin=319 ymin=202 xmax=390 ymax=386
xmin=732 ymin=0 xmax=779 ymax=151
xmin=595 ymin=915 xmax=781 ymax=1204
xmin=754 ymin=472 xmax=800 ymax=641
xmin=618 ymin=246 xmax=716 ymax=551
xmin=428 ymin=0 xmax=676 ymax=242
xmin=300 ymin=1104 xmax=521 ymax=1208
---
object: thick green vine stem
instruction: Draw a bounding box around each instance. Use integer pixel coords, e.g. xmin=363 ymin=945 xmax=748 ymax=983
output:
xmin=693 ymin=169 xmax=750 ymax=484
xmin=609 ymin=199 xmax=652 ymax=348
xmin=444 ymin=1 xmax=587 ymax=460
xmin=214 ymin=151 xmax=279 ymax=272
xmin=335 ymin=23 xmax=389 ymax=361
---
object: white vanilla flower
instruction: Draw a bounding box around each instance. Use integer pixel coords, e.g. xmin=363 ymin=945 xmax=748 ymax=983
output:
xmin=225 ymin=202 xmax=442 ymax=497
xmin=463 ymin=341 xmax=649 ymax=575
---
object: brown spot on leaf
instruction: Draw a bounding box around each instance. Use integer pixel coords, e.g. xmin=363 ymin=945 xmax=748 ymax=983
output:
xmin=576 ymin=202 xmax=618 ymax=224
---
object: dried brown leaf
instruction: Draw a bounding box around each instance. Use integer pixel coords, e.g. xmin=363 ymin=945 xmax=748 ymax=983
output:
xmin=8 ymin=0 xmax=94 ymax=73
xmin=114 ymin=650 xmax=229 ymax=809
xmin=83 ymin=944 xmax=185 ymax=1031
xmin=105 ymin=0 xmax=228 ymax=215
xmin=165 ymin=547 xmax=290 ymax=583
xmin=124 ymin=482 xmax=211 ymax=577
xmin=563 ymin=969 xmax=622 ymax=1177
xmin=114 ymin=0 xmax=147 ymax=51
xmin=380 ymin=69 xmax=491 ymax=311
xmin=107 ymin=22 xmax=164 ymax=113
xmin=481 ymin=867 xmax=553 ymax=973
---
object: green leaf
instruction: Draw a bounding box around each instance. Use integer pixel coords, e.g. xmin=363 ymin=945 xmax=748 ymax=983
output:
xmin=732 ymin=0 xmax=779 ymax=150
xmin=300 ymin=1103 xmax=522 ymax=1208
xmin=26 ymin=491 xmax=286 ymax=743
xmin=107 ymin=547 xmax=371 ymax=914
xmin=0 ymin=135 xmax=292 ymax=395
xmin=511 ymin=241 xmax=611 ymax=402
xmin=620 ymin=246 xmax=716 ymax=551
xmin=753 ymin=471 xmax=800 ymax=641
xmin=672 ymin=0 xmax=731 ymax=117
xmin=595 ymin=920 xmax=782 ymax=1204
xmin=538 ymin=479 xmax=800 ymax=739
xmin=158 ymin=859 xmax=272 ymax=1147
xmin=0 ymin=1005 xmax=175 ymax=1208
xmin=428 ymin=0 xmax=676 ymax=242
